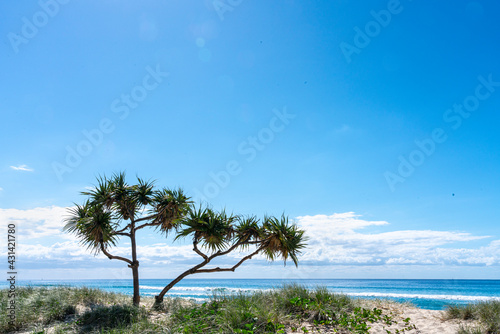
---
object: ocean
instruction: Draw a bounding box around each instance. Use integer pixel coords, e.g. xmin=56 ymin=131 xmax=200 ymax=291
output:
xmin=4 ymin=279 xmax=500 ymax=310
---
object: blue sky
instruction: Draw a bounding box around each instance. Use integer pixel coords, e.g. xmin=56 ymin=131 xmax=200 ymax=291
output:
xmin=1 ymin=0 xmax=500 ymax=280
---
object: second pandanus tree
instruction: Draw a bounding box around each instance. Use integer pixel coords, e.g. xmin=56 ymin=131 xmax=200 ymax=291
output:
xmin=153 ymin=206 xmax=307 ymax=305
xmin=63 ymin=172 xmax=191 ymax=306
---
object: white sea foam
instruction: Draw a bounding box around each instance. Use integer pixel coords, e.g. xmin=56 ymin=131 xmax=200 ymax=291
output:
xmin=141 ymin=291 xmax=207 ymax=302
xmin=140 ymin=285 xmax=265 ymax=293
xmin=139 ymin=285 xmax=499 ymax=302
xmin=345 ymin=292 xmax=500 ymax=302
xmin=139 ymin=285 xmax=164 ymax=290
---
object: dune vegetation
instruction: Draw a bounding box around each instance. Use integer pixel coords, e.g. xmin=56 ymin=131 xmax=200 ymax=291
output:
xmin=446 ymin=301 xmax=500 ymax=334
xmin=0 ymin=284 xmax=421 ymax=334
xmin=3 ymin=285 xmax=498 ymax=333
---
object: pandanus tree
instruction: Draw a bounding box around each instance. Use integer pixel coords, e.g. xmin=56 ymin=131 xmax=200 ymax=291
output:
xmin=64 ymin=173 xmax=307 ymax=307
xmin=63 ymin=172 xmax=191 ymax=306
xmin=154 ymin=207 xmax=307 ymax=304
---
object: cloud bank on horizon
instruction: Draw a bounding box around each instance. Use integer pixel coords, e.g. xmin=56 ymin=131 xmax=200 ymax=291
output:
xmin=1 ymin=207 xmax=498 ymax=280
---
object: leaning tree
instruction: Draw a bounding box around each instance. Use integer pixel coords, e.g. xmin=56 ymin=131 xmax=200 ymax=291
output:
xmin=64 ymin=172 xmax=307 ymax=306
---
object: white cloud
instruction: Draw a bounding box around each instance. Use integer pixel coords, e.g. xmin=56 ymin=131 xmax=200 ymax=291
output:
xmin=0 ymin=187 xmax=3 ymax=191
xmin=0 ymin=206 xmax=73 ymax=240
xmin=296 ymin=213 xmax=496 ymax=266
xmin=19 ymin=241 xmax=90 ymax=260
xmin=10 ymin=164 xmax=34 ymax=172
xmin=4 ymin=207 xmax=499 ymax=276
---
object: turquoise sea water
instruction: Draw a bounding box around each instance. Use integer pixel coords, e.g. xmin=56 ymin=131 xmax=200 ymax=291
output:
xmin=3 ymin=279 xmax=499 ymax=310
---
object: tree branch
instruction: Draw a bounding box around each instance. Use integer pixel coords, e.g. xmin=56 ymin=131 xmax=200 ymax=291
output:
xmin=208 ymin=240 xmax=246 ymax=260
xmin=154 ymin=257 xmax=210 ymax=303
xmin=134 ymin=221 xmax=160 ymax=232
xmin=115 ymin=224 xmax=131 ymax=234
xmin=100 ymin=242 xmax=133 ymax=265
xmin=194 ymin=246 xmax=264 ymax=273
xmin=206 ymin=236 xmax=267 ymax=260
xmin=134 ymin=213 xmax=159 ymax=224
xmin=134 ymin=203 xmax=176 ymax=231
xmin=115 ymin=232 xmax=131 ymax=237
xmin=154 ymin=244 xmax=264 ymax=303
xmin=193 ymin=241 xmax=208 ymax=260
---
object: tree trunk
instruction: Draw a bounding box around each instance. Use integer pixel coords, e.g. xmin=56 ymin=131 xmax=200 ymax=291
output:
xmin=154 ymin=268 xmax=197 ymax=304
xmin=154 ymin=261 xmax=207 ymax=305
xmin=131 ymin=263 xmax=140 ymax=306
xmin=130 ymin=228 xmax=140 ymax=306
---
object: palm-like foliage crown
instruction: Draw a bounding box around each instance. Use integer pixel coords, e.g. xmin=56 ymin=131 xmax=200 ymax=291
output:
xmin=64 ymin=172 xmax=192 ymax=253
xmin=176 ymin=207 xmax=307 ymax=266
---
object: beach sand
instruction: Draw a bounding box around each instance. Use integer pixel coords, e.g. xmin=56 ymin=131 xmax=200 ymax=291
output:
xmin=368 ymin=305 xmax=470 ymax=334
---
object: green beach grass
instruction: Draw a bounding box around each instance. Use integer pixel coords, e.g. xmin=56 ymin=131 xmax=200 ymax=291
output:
xmin=0 ymin=286 xmax=129 ymax=333
xmin=2 ymin=284 xmax=495 ymax=333
xmin=445 ymin=301 xmax=500 ymax=334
